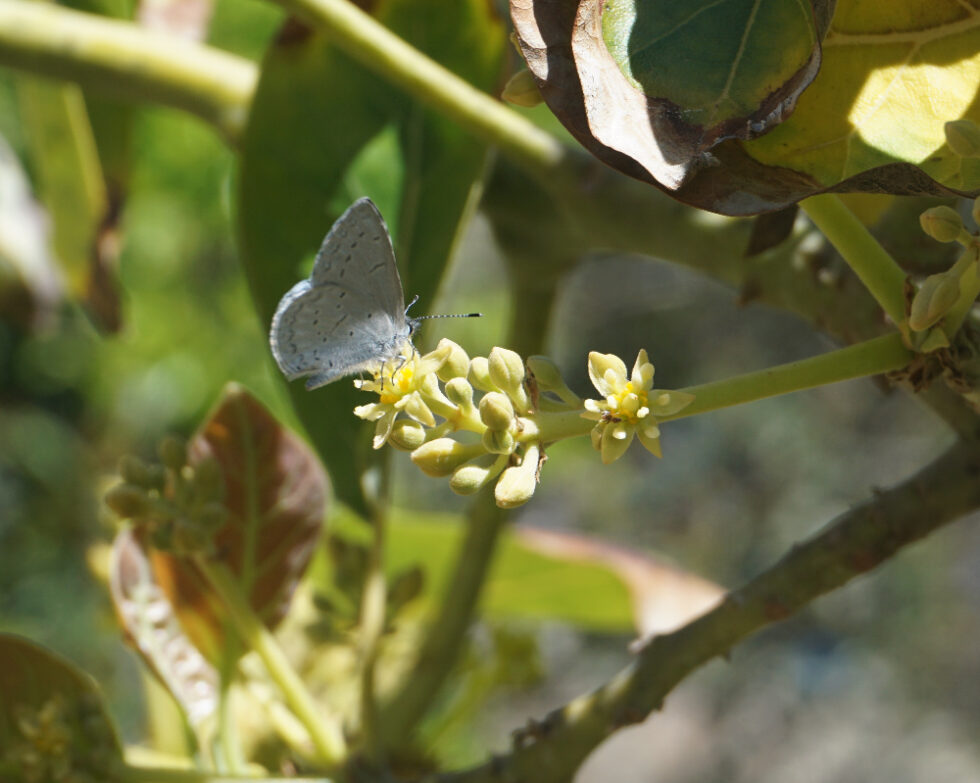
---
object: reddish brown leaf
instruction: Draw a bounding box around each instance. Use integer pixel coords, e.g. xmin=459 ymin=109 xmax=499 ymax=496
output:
xmin=152 ymin=384 xmax=328 ymax=663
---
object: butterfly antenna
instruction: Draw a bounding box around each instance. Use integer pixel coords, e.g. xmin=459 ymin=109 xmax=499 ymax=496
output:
xmin=406 ymin=294 xmax=481 ymax=320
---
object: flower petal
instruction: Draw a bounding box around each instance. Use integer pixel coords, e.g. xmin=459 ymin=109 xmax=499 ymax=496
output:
xmin=631 ymin=349 xmax=654 ymax=389
xmin=372 ymin=410 xmax=397 ymax=449
xmin=637 ymin=426 xmax=663 ymax=458
xmin=600 ymin=422 xmax=634 ymax=464
xmin=650 ymin=390 xmax=696 ymax=417
xmin=404 ymin=393 xmax=437 ymax=427
xmin=588 ymin=352 xmax=627 ymax=397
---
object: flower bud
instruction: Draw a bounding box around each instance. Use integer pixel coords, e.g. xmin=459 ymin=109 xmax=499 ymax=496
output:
xmin=909 ymin=272 xmax=961 ymax=331
xmin=436 ymin=339 xmax=471 ymax=382
xmin=494 ymin=444 xmax=539 ymax=509
xmin=158 ymin=436 xmax=187 ymax=471
xmin=389 ymin=419 xmax=428 ymax=451
xmin=411 ymin=438 xmax=484 ymax=477
xmin=118 ymin=455 xmax=151 ymax=487
xmin=482 ymin=428 xmax=515 ymax=455
xmin=479 ymin=392 xmax=515 ymax=431
xmin=450 ymin=464 xmax=493 ymax=495
xmin=946 ymin=120 xmax=980 ymax=158
xmin=501 ymin=68 xmax=543 ymax=108
xmin=920 ymin=205 xmax=964 ymax=243
xmin=444 ymin=377 xmax=474 ymax=410
xmin=468 ymin=356 xmax=496 ymax=391
xmin=104 ymin=483 xmax=150 ymax=518
xmin=488 ymin=347 xmax=525 ymax=392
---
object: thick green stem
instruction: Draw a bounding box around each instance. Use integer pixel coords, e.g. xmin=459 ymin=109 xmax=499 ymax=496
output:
xmin=800 ymin=194 xmax=908 ymax=326
xmin=121 ymin=765 xmax=325 ymax=783
xmin=0 ymin=0 xmax=256 ymax=144
xmin=271 ymin=0 xmax=565 ymax=176
xmin=434 ymin=440 xmax=980 ymax=783
xmin=195 ymin=559 xmax=347 ymax=767
xmin=378 ymin=467 xmax=506 ymax=746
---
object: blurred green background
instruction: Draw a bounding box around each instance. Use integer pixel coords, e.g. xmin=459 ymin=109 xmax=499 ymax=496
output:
xmin=1 ymin=1 xmax=980 ymax=780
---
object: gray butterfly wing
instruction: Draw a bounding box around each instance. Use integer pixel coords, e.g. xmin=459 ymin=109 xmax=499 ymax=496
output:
xmin=269 ymin=198 xmax=412 ymax=389
xmin=310 ymin=198 xmax=406 ymax=318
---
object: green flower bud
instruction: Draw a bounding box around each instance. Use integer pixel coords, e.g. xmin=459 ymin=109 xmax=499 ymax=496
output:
xmin=194 ymin=501 xmax=227 ymax=530
xmin=411 ymin=438 xmax=484 ymax=477
xmin=920 ymin=205 xmax=964 ymax=243
xmin=909 ymin=272 xmax=961 ymax=331
xmin=118 ymin=455 xmax=151 ymax=487
xmin=436 ymin=339 xmax=471 ymax=382
xmin=479 ymin=392 xmax=515 ymax=431
xmin=158 ymin=436 xmax=187 ymax=471
xmin=468 ymin=356 xmax=496 ymax=391
xmin=444 ymin=377 xmax=475 ymax=409
xmin=104 ymin=483 xmax=149 ymax=518
xmin=945 ymin=120 xmax=980 ymax=158
xmin=494 ymin=444 xmax=539 ymax=509
xmin=488 ymin=347 xmax=525 ymax=392
xmin=501 ymin=68 xmax=543 ymax=108
xmin=389 ymin=419 xmax=428 ymax=451
xmin=192 ymin=457 xmax=224 ymax=500
xmin=450 ymin=456 xmax=506 ymax=495
xmin=482 ymin=427 xmax=515 ymax=454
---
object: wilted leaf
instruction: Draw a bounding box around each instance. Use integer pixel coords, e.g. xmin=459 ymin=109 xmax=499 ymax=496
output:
xmin=513 ymin=0 xmax=980 ymax=214
xmin=0 ymin=634 xmax=123 ymax=780
xmin=110 ymin=528 xmax=219 ymax=730
xmin=151 ymin=384 xmax=327 ymax=663
xmin=238 ymin=0 xmax=504 ymax=515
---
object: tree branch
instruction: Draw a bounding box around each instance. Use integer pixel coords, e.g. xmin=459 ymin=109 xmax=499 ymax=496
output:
xmin=0 ymin=0 xmax=256 ymax=145
xmin=433 ymin=439 xmax=980 ymax=783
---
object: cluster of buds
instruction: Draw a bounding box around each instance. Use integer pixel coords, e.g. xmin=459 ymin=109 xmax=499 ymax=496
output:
xmin=2 ymin=694 xmax=122 ymax=783
xmin=103 ymin=436 xmax=226 ymax=554
xmin=908 ymin=121 xmax=980 ymax=350
xmin=352 ymin=339 xmax=694 ymax=508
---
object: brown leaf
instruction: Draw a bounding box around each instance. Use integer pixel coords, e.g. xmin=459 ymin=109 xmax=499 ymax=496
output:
xmin=151 ymin=384 xmax=328 ymax=663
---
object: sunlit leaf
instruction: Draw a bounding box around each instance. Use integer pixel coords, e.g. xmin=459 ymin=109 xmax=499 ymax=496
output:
xmin=513 ymin=0 xmax=980 ymax=214
xmin=150 ymin=384 xmax=327 ymax=663
xmin=0 ymin=634 xmax=123 ymax=781
xmin=238 ymin=0 xmax=504 ymax=514
xmin=109 ymin=528 xmax=219 ymax=731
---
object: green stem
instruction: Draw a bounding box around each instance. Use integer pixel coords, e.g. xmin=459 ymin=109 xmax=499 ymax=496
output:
xmin=195 ymin=558 xmax=347 ymax=767
xmin=0 ymin=0 xmax=256 ymax=145
xmin=271 ymin=0 xmax=565 ymax=175
xmin=942 ymin=249 xmax=980 ymax=336
xmin=378 ymin=491 xmax=506 ymax=746
xmin=670 ymin=332 xmax=912 ymax=420
xmin=121 ymin=764 xmax=326 ymax=782
xmin=528 ymin=334 xmax=913 ymax=443
xmin=800 ymin=194 xmax=908 ymax=326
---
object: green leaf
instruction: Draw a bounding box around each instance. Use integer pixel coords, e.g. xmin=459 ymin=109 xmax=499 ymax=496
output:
xmin=150 ymin=384 xmax=327 ymax=663
xmin=330 ymin=510 xmax=722 ymax=634
xmin=238 ymin=1 xmax=504 ymax=515
xmin=0 ymin=634 xmax=123 ymax=781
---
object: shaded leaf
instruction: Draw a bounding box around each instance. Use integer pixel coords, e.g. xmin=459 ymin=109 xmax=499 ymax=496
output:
xmin=0 ymin=634 xmax=123 ymax=781
xmin=238 ymin=0 xmax=504 ymax=514
xmin=513 ymin=0 xmax=980 ymax=214
xmin=745 ymin=205 xmax=799 ymax=257
xmin=150 ymin=384 xmax=327 ymax=663
xmin=109 ymin=528 xmax=219 ymax=730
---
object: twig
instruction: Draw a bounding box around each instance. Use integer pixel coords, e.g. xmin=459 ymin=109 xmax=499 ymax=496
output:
xmin=431 ymin=439 xmax=980 ymax=783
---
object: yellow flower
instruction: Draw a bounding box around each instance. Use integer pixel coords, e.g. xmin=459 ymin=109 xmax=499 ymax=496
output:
xmin=582 ymin=349 xmax=694 ymax=464
xmin=353 ymin=348 xmax=444 ymax=449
